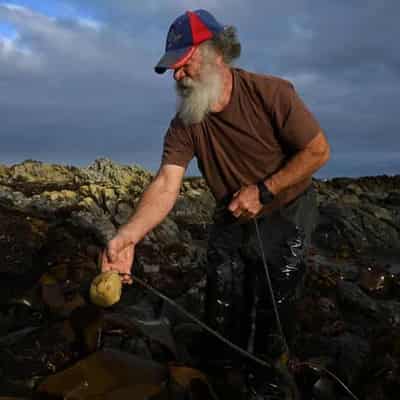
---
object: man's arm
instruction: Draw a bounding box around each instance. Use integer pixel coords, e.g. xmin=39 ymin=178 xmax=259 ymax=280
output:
xmin=228 ymin=130 xmax=330 ymax=218
xmin=265 ymin=130 xmax=330 ymax=195
xmin=119 ymin=163 xmax=185 ymax=245
xmin=101 ymin=164 xmax=185 ymax=281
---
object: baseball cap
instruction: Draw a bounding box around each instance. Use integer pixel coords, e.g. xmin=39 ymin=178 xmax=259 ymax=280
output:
xmin=154 ymin=9 xmax=224 ymax=74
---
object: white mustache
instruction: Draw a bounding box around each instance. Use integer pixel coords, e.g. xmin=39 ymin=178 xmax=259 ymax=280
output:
xmin=175 ymin=67 xmax=223 ymax=126
xmin=176 ymin=77 xmax=198 ymax=94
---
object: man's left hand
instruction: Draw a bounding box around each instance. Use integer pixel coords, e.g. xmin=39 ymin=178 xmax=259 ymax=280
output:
xmin=228 ymin=184 xmax=263 ymax=218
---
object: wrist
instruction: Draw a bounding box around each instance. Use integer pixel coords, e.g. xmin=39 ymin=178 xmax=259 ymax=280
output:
xmin=118 ymin=224 xmax=138 ymax=245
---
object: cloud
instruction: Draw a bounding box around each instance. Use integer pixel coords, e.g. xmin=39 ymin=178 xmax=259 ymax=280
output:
xmin=1 ymin=2 xmax=32 ymax=13
xmin=76 ymin=16 xmax=102 ymax=31
xmin=0 ymin=3 xmax=174 ymax=166
xmin=0 ymin=0 xmax=399 ymax=177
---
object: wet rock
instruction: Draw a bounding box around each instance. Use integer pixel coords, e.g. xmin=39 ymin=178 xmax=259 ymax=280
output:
xmin=114 ymin=201 xmax=133 ymax=226
xmin=132 ymin=317 xmax=177 ymax=358
xmin=296 ymin=333 xmax=369 ymax=392
xmin=333 ymin=333 xmax=370 ymax=388
xmin=7 ymin=160 xmax=74 ymax=183
xmin=314 ymin=176 xmax=400 ymax=254
xmin=312 ymin=376 xmax=336 ymax=400
xmin=41 ymin=189 xmax=78 ymax=204
xmin=307 ymin=253 xmax=360 ymax=281
xmin=317 ymin=297 xmax=340 ymax=319
xmin=314 ymin=202 xmax=400 ymax=252
xmin=69 ymin=305 xmax=104 ymax=354
xmin=171 ymin=190 xmax=215 ymax=226
xmin=386 ymin=191 xmax=400 ymax=207
xmin=168 ymin=365 xmax=214 ymax=398
xmin=340 ymin=193 xmax=360 ymax=204
xmin=40 ymin=281 xmax=86 ymax=318
xmin=337 ymin=280 xmax=380 ymax=318
xmin=359 ymin=265 xmax=392 ymax=297
xmin=41 ymin=283 xmax=65 ymax=310
xmin=0 ymin=210 xmax=49 ymax=308
xmin=36 ymin=349 xmax=168 ymax=398
xmin=0 ymin=163 xmax=9 ymax=179
xmin=0 ymin=186 xmax=30 ymax=211
xmin=82 ymin=158 xmax=153 ymax=190
xmin=2 ymin=160 xmax=398 ymax=256
xmin=161 ymin=276 xmax=206 ymax=327
xmin=346 ymin=183 xmax=363 ymax=196
xmin=149 ymin=216 xmax=181 ymax=246
xmin=68 ymin=210 xmax=116 ymax=244
xmin=124 ymin=298 xmax=157 ymax=321
xmin=120 ymin=336 xmax=153 ymax=360
xmin=1 ymin=161 xmax=400 ymax=398
xmin=379 ymin=300 xmax=400 ymax=328
xmin=362 ymin=203 xmax=394 ymax=223
xmin=0 ymin=210 xmax=47 ymax=276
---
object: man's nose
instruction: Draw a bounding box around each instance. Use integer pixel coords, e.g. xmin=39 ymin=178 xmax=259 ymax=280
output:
xmin=173 ymin=67 xmax=185 ymax=81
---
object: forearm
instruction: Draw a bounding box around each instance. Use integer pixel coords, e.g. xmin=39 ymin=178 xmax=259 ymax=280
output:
xmin=118 ymin=178 xmax=179 ymax=245
xmin=266 ymin=131 xmax=330 ymax=194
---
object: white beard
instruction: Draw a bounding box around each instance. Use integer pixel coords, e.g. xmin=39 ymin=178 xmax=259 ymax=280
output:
xmin=175 ymin=64 xmax=223 ymax=126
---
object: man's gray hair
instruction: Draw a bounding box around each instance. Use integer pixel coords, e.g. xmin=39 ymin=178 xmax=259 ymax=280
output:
xmin=205 ymin=26 xmax=241 ymax=65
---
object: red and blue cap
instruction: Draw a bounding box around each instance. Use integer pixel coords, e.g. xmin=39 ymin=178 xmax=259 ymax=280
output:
xmin=155 ymin=9 xmax=224 ymax=74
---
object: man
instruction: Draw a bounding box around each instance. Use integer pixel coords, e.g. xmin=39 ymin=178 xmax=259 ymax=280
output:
xmin=101 ymin=9 xmax=329 ymax=370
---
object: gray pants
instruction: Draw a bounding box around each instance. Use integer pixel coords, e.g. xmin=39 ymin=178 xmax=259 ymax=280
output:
xmin=204 ymin=186 xmax=318 ymax=359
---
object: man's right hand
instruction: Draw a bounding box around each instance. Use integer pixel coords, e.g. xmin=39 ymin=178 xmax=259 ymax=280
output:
xmin=100 ymin=231 xmax=135 ymax=284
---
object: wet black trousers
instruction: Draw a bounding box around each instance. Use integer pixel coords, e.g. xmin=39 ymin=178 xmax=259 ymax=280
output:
xmin=204 ymin=186 xmax=318 ymax=360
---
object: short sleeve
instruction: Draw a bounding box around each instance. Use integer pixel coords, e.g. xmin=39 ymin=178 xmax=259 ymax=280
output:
xmin=272 ymin=81 xmax=321 ymax=150
xmin=161 ymin=117 xmax=195 ymax=168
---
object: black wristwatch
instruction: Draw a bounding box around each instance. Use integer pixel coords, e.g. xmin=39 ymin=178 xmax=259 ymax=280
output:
xmin=257 ymin=180 xmax=275 ymax=205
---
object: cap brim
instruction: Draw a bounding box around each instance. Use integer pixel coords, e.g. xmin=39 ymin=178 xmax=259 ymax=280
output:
xmin=154 ymin=46 xmax=196 ymax=74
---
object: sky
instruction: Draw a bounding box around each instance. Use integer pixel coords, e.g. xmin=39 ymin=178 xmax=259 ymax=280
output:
xmin=0 ymin=0 xmax=399 ymax=178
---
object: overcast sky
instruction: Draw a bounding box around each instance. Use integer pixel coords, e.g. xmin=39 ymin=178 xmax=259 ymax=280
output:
xmin=0 ymin=0 xmax=399 ymax=178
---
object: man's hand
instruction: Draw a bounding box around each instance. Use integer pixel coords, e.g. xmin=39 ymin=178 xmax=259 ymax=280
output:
xmin=100 ymin=230 xmax=135 ymax=284
xmin=228 ymin=184 xmax=263 ymax=218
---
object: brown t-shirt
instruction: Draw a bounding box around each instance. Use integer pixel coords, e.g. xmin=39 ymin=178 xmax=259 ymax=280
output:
xmin=161 ymin=68 xmax=321 ymax=212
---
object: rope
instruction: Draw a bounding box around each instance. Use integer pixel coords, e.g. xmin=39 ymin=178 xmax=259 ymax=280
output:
xmin=132 ymin=275 xmax=271 ymax=368
xmin=253 ymin=218 xmax=288 ymax=351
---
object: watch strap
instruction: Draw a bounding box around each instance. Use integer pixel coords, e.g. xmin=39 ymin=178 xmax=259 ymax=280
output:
xmin=257 ymin=180 xmax=274 ymax=205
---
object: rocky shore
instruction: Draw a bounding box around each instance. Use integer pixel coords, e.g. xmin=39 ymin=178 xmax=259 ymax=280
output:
xmin=0 ymin=158 xmax=399 ymax=399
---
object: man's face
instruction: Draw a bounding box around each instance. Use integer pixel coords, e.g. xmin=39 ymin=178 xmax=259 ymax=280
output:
xmin=173 ymin=46 xmax=204 ymax=85
xmin=173 ymin=45 xmax=223 ymax=126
